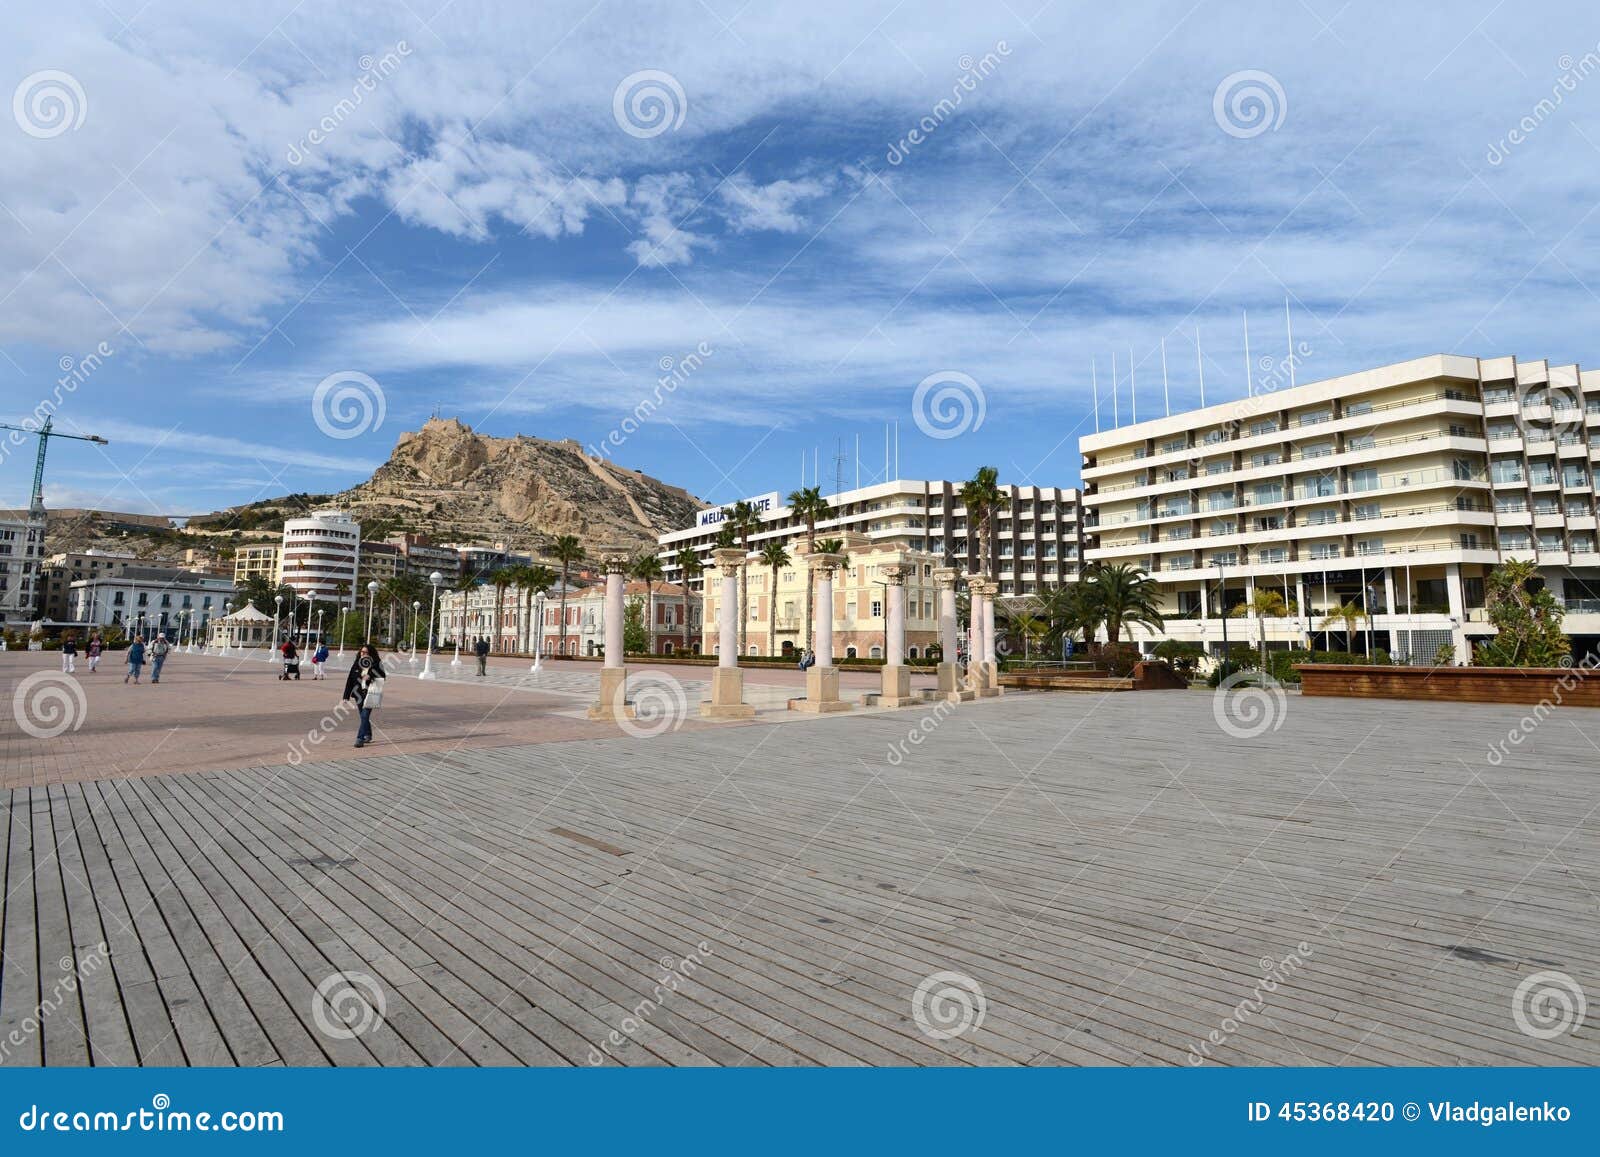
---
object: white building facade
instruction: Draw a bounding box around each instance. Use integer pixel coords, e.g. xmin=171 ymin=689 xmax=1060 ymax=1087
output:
xmin=280 ymin=509 xmax=361 ymax=601
xmin=69 ymin=566 xmax=235 ymax=637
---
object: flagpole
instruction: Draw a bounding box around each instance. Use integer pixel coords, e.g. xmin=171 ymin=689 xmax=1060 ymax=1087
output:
xmin=1092 ymin=358 xmax=1100 ymax=433
xmin=1111 ymin=350 xmax=1120 ymax=427
xmin=1196 ymin=326 xmax=1206 ymax=408
xmin=1243 ymin=309 xmax=1253 ymax=398
xmin=1285 ymin=295 xmax=1296 ymax=389
xmin=1161 ymin=336 xmax=1170 ymax=417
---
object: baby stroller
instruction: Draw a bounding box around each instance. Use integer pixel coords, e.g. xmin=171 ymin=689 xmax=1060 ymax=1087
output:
xmin=279 ymin=643 xmax=301 ymax=680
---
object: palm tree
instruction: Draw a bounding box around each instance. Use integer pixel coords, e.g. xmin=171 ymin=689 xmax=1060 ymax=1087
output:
xmin=758 ymin=540 xmax=791 ymax=656
xmin=518 ymin=564 xmax=556 ymax=654
xmin=1319 ymin=602 xmax=1368 ymax=654
xmin=1231 ymin=588 xmax=1290 ymax=662
xmin=549 ymin=535 xmax=585 ymax=657
xmin=673 ymin=546 xmax=704 ymax=653
xmin=959 ymin=466 xmax=1002 ymax=580
xmin=1081 ymin=562 xmax=1164 ymax=646
xmin=490 ymin=568 xmax=514 ymax=653
xmin=1035 ymin=581 xmax=1099 ymax=654
xmin=631 ymin=552 xmax=665 ymax=654
xmin=725 ymin=500 xmax=760 ymax=656
xmin=785 ymin=486 xmax=833 ymax=653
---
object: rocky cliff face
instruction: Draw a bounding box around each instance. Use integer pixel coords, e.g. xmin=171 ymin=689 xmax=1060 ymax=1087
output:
xmin=333 ymin=418 xmax=704 ymax=550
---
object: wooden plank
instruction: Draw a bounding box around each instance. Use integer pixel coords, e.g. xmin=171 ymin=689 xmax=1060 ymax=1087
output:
xmin=0 ymin=791 xmax=41 ymax=1066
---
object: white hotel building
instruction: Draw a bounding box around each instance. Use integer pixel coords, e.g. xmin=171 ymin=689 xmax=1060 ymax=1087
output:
xmin=1080 ymin=354 xmax=1600 ymax=662
xmin=278 ymin=509 xmax=361 ymax=602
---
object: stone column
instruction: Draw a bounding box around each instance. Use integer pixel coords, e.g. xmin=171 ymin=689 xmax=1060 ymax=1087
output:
xmin=931 ymin=568 xmax=972 ymax=701
xmin=701 ymin=548 xmax=754 ymax=718
xmin=980 ymin=579 xmax=1001 ymax=696
xmin=1445 ymin=562 xmax=1468 ymax=664
xmin=879 ymin=562 xmax=919 ymax=708
xmin=795 ymin=552 xmax=851 ymax=713
xmin=587 ymin=549 xmax=636 ymax=721
xmin=964 ymin=578 xmax=987 ymax=694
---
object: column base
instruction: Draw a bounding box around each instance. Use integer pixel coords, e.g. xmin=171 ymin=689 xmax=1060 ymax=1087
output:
xmin=877 ymin=664 xmax=920 ymax=708
xmin=973 ymin=661 xmax=1001 ymax=698
xmin=586 ymin=666 xmax=637 ymax=721
xmin=793 ymin=665 xmax=852 ymax=713
xmin=700 ymin=667 xmax=756 ymax=719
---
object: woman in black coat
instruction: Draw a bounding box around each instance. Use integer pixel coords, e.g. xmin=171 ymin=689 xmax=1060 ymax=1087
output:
xmin=342 ymin=644 xmax=387 ymax=748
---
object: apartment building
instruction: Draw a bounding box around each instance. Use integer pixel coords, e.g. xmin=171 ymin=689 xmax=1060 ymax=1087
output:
xmin=1080 ymin=354 xmax=1600 ymax=662
xmin=385 ymin=533 xmax=462 ymax=586
xmin=233 ymin=542 xmax=281 ymax=586
xmin=657 ymin=479 xmax=1083 ymax=599
xmin=280 ymin=510 xmax=361 ymax=601
xmin=0 ymin=510 xmax=45 ymax=626
xmin=39 ymin=549 xmax=136 ymax=621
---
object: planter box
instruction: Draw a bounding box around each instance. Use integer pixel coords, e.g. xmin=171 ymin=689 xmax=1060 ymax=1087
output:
xmin=1297 ymin=663 xmax=1600 ymax=707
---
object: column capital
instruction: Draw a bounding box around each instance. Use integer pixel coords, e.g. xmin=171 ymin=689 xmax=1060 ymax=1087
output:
xmin=968 ymin=577 xmax=994 ymax=597
xmin=931 ymin=566 xmax=962 ymax=589
xmin=711 ymin=547 xmax=747 ymax=571
xmin=883 ymin=562 xmax=913 ymax=585
xmin=600 ymin=548 xmax=632 ymax=574
xmin=807 ymin=552 xmax=845 ymax=572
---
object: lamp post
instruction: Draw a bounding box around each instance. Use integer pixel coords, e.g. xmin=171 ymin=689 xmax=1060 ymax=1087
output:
xmin=315 ymin=608 xmax=324 ymax=654
xmin=364 ymin=580 xmax=378 ymax=649
xmin=273 ymin=595 xmax=283 ymax=663
xmin=530 ymin=593 xmax=546 ymax=673
xmin=409 ymin=601 xmax=421 ymax=664
xmin=451 ymin=590 xmax=464 ymax=669
xmin=419 ymin=571 xmax=442 ymax=679
xmin=1217 ymin=560 xmax=1229 ymax=663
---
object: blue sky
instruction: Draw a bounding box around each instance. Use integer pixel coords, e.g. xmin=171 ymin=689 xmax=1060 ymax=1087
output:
xmin=3 ymin=1 xmax=1600 ymax=518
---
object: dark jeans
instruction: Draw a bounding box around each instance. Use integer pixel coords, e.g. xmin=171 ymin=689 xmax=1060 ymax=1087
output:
xmin=151 ymin=655 xmax=166 ymax=681
xmin=477 ymin=655 xmax=487 ymax=675
xmin=356 ymin=707 xmax=373 ymax=744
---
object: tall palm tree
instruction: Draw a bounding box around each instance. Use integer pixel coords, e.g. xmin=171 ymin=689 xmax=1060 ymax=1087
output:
xmin=518 ymin=564 xmax=556 ymax=654
xmin=758 ymin=540 xmax=791 ymax=656
xmin=959 ymin=466 xmax=1002 ymax=580
xmin=673 ymin=546 xmax=704 ymax=653
xmin=725 ymin=500 xmax=760 ymax=656
xmin=1036 ymin=581 xmax=1099 ymax=654
xmin=1319 ymin=602 xmax=1367 ymax=654
xmin=785 ymin=486 xmax=833 ymax=653
xmin=490 ymin=568 xmax=514 ymax=653
xmin=1082 ymin=562 xmax=1164 ymax=646
xmin=1231 ymin=588 xmax=1290 ymax=661
xmin=549 ymin=535 xmax=585 ymax=657
xmin=631 ymin=552 xmax=665 ymax=654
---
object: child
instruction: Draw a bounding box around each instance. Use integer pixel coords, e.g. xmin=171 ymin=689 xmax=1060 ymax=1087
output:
xmin=86 ymin=633 xmax=102 ymax=672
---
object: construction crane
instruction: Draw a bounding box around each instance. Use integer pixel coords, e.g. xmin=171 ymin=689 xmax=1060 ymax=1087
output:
xmin=0 ymin=417 xmax=109 ymax=516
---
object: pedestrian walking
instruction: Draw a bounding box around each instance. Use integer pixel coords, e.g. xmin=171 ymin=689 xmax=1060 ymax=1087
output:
xmin=61 ymin=634 xmax=77 ymax=674
xmin=342 ymin=643 xmax=387 ymax=749
xmin=280 ymin=638 xmax=301 ymax=680
xmin=125 ymin=636 xmax=146 ymax=683
xmin=311 ymin=641 xmax=330 ymax=680
xmin=86 ymin=633 xmax=102 ymax=672
xmin=474 ymin=635 xmax=490 ymax=676
xmin=149 ymin=634 xmax=171 ymax=682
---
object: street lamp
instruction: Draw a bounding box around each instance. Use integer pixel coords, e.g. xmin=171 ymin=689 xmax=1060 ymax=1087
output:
xmin=1217 ymin=559 xmax=1230 ymax=664
xmin=451 ymin=589 xmax=463 ymax=669
xmin=419 ymin=571 xmax=443 ymax=679
xmin=409 ymin=600 xmax=421 ymax=664
xmin=531 ymin=592 xmax=546 ymax=673
xmin=365 ymin=580 xmax=379 ymax=649
xmin=272 ymin=595 xmax=283 ymax=663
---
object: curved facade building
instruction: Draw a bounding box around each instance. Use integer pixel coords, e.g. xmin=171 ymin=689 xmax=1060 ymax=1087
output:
xmin=280 ymin=509 xmax=361 ymax=601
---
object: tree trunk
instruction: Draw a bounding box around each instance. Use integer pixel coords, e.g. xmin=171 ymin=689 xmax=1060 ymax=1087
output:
xmin=769 ymin=566 xmax=778 ymax=656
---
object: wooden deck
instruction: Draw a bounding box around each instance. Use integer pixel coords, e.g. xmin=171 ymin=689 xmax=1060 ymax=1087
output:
xmin=3 ymin=689 xmax=1597 ymax=1066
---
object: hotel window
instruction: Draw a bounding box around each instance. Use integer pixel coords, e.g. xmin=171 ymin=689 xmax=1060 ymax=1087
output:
xmin=1353 ymin=503 xmax=1380 ymax=520
xmin=1538 ymin=532 xmax=1564 ymax=551
xmin=1346 ymin=433 xmax=1376 ymax=451
xmin=1252 ymin=483 xmax=1283 ymax=504
xmin=1574 ymin=534 xmax=1596 ymax=553
xmin=1563 ymin=467 xmax=1589 ymax=487
xmin=1300 ymin=442 xmax=1332 ymax=459
xmin=1257 ymin=547 xmax=1288 ymax=563
xmin=1205 ymin=459 xmax=1231 ymax=475
xmin=1355 ymin=538 xmax=1384 ymax=556
xmin=1250 ymin=451 xmax=1282 ymax=467
xmin=1310 ymin=543 xmax=1340 ymax=560
xmin=1253 ymin=515 xmax=1283 ymax=532
xmin=1306 ymin=509 xmax=1338 ymax=526
xmin=1349 ymin=468 xmax=1379 ymax=493
xmin=1345 ymin=400 xmax=1373 ymax=416
xmin=1204 ymin=429 xmax=1228 ymax=444
xmin=1298 ymin=410 xmax=1331 ymax=426
xmin=1162 ymin=437 xmax=1188 ymax=453
xmin=1209 ymin=552 xmax=1238 ymax=566
xmin=870 ymin=600 xmax=882 ymax=618
xmin=1249 ymin=419 xmax=1279 ymax=436
xmin=1210 ymin=519 xmax=1234 ymax=536
xmin=1500 ymin=531 xmax=1532 ymax=551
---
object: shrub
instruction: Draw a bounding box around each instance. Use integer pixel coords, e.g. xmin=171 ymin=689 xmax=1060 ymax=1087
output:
xmin=1091 ymin=643 xmax=1141 ymax=677
xmin=1152 ymin=639 xmax=1204 ymax=678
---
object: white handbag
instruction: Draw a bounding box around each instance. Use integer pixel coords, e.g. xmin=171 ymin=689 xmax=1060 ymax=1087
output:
xmin=363 ymin=677 xmax=386 ymax=709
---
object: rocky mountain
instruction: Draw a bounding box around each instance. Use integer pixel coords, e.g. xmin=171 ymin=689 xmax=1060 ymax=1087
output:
xmin=301 ymin=418 xmax=703 ymax=551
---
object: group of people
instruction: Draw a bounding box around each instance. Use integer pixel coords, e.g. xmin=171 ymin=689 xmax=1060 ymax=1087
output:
xmin=278 ymin=638 xmax=331 ymax=680
xmin=57 ymin=632 xmax=171 ymax=683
